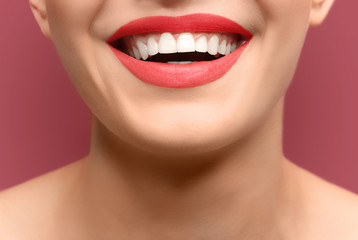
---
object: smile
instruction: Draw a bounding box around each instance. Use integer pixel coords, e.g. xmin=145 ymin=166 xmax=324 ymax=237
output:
xmin=107 ymin=13 xmax=252 ymax=88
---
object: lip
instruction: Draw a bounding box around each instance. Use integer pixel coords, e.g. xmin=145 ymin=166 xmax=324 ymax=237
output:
xmin=107 ymin=13 xmax=252 ymax=88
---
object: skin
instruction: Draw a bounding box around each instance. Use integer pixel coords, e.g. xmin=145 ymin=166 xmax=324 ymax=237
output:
xmin=1 ymin=0 xmax=358 ymax=239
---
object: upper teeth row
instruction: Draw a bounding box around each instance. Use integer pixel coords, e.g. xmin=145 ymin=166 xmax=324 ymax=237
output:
xmin=129 ymin=32 xmax=241 ymax=60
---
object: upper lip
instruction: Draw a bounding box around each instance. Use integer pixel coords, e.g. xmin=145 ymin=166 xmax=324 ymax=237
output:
xmin=107 ymin=13 xmax=253 ymax=43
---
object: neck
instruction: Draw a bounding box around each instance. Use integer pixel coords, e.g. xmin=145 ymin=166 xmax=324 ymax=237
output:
xmin=70 ymin=98 xmax=301 ymax=239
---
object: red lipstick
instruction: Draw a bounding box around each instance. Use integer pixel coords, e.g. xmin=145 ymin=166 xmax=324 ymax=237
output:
xmin=108 ymin=13 xmax=252 ymax=88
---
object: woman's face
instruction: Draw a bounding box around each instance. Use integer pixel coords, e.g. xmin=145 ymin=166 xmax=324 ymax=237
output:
xmin=40 ymin=0 xmax=312 ymax=154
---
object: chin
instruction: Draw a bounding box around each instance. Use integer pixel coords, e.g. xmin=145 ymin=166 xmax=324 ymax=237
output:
xmin=108 ymin=109 xmax=252 ymax=156
xmin=126 ymin=128 xmax=236 ymax=156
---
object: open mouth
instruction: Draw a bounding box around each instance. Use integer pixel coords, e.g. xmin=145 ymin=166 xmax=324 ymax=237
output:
xmin=107 ymin=14 xmax=252 ymax=88
xmin=109 ymin=32 xmax=248 ymax=64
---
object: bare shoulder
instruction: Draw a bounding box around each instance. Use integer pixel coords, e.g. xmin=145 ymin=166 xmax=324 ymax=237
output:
xmin=295 ymin=163 xmax=358 ymax=239
xmin=0 ymin=159 xmax=86 ymax=240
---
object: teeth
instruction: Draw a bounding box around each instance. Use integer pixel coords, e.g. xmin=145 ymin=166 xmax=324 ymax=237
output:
xmin=239 ymin=40 xmax=247 ymax=47
xmin=195 ymin=36 xmax=208 ymax=53
xmin=167 ymin=61 xmax=195 ymax=64
xmin=132 ymin=47 xmax=141 ymax=60
xmin=225 ymin=43 xmax=231 ymax=55
xmin=158 ymin=33 xmax=177 ymax=54
xmin=128 ymin=49 xmax=135 ymax=58
xmin=147 ymin=37 xmax=159 ymax=56
xmin=129 ymin=33 xmax=242 ymax=60
xmin=208 ymin=35 xmax=219 ymax=56
xmin=136 ymin=40 xmax=149 ymax=60
xmin=218 ymin=40 xmax=227 ymax=55
xmin=177 ymin=33 xmax=196 ymax=53
xmin=230 ymin=42 xmax=237 ymax=53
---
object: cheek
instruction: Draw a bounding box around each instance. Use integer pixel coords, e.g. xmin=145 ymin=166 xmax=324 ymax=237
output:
xmin=47 ymin=0 xmax=105 ymax=29
xmin=46 ymin=0 xmax=105 ymax=62
xmin=257 ymin=0 xmax=311 ymax=22
xmin=46 ymin=0 xmax=111 ymax=118
xmin=46 ymin=0 xmax=106 ymax=53
xmin=256 ymin=0 xmax=311 ymax=45
xmin=255 ymin=0 xmax=312 ymax=86
xmin=234 ymin=0 xmax=312 ymax=125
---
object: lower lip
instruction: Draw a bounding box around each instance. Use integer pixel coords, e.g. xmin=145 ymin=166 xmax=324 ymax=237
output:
xmin=109 ymin=42 xmax=249 ymax=88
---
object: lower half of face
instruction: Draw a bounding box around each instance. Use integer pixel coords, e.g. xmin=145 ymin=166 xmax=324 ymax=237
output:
xmin=47 ymin=0 xmax=311 ymax=154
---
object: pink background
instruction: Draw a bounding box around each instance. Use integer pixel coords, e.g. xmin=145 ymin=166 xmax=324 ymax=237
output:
xmin=1 ymin=1 xmax=357 ymax=192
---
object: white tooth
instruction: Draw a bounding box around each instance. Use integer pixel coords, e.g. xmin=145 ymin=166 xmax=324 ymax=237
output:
xmin=218 ymin=40 xmax=227 ymax=55
xmin=230 ymin=42 xmax=237 ymax=53
xmin=158 ymin=33 xmax=177 ymax=54
xmin=208 ymin=35 xmax=219 ymax=55
xmin=133 ymin=47 xmax=141 ymax=59
xmin=239 ymin=40 xmax=247 ymax=47
xmin=195 ymin=36 xmax=208 ymax=53
xmin=225 ymin=43 xmax=231 ymax=55
xmin=147 ymin=37 xmax=159 ymax=56
xmin=177 ymin=33 xmax=195 ymax=53
xmin=167 ymin=61 xmax=193 ymax=64
xmin=129 ymin=49 xmax=135 ymax=58
xmin=136 ymin=40 xmax=149 ymax=60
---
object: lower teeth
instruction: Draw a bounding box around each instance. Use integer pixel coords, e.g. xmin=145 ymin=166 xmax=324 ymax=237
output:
xmin=167 ymin=61 xmax=197 ymax=64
